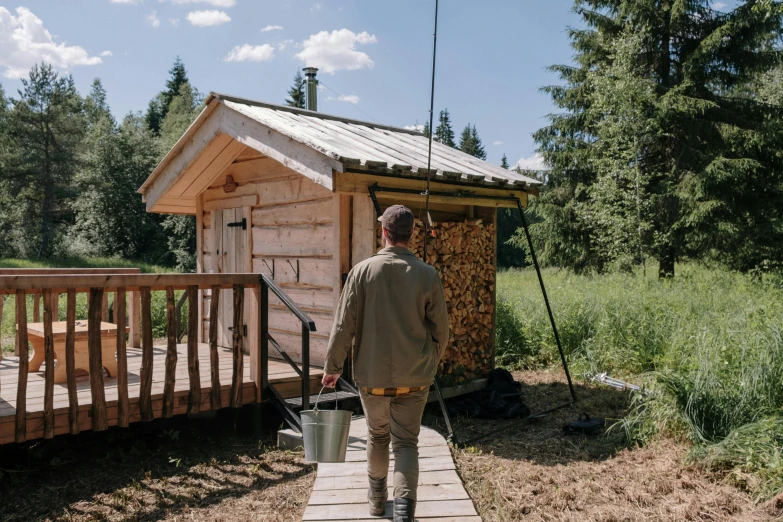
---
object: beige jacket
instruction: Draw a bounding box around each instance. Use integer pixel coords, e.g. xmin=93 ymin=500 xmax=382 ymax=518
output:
xmin=324 ymin=246 xmax=450 ymax=389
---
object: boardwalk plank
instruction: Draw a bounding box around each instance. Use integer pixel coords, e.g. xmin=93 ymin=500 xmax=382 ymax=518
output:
xmin=306 ymin=419 xmax=477 ymax=521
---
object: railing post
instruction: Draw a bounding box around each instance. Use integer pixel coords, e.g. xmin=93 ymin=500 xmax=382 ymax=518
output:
xmin=251 ymin=281 xmax=267 ymax=403
xmin=129 ymin=290 xmax=141 ymax=348
xmin=302 ymin=323 xmax=310 ymax=411
xmin=261 ymin=279 xmax=269 ymax=399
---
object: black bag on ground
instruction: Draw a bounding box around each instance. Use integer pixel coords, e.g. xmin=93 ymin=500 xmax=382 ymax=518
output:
xmin=447 ymin=369 xmax=530 ymax=420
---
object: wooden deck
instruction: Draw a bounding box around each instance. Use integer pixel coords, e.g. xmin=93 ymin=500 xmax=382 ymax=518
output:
xmin=303 ymin=418 xmax=480 ymax=521
xmin=0 ymin=345 xmax=322 ymax=445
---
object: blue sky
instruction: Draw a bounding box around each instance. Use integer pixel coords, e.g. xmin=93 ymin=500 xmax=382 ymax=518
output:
xmin=0 ymin=0 xmax=737 ymax=168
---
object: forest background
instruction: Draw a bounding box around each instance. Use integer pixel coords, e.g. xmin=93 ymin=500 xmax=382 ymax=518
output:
xmin=1 ymin=1 xmax=782 ymax=279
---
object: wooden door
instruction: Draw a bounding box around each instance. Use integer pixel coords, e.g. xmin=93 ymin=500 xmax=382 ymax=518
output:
xmin=211 ymin=207 xmax=250 ymax=348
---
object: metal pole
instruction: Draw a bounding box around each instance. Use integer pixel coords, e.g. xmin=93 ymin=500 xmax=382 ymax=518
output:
xmin=516 ymin=200 xmax=577 ymax=402
xmin=302 ymin=323 xmax=310 ymax=411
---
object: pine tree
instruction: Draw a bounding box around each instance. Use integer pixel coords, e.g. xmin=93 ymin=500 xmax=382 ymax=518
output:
xmin=458 ymin=124 xmax=472 ymax=154
xmin=5 ymin=64 xmax=86 ymax=257
xmin=501 ymin=154 xmax=509 ymax=169
xmin=434 ymin=109 xmax=456 ymax=148
xmin=145 ymin=58 xmax=191 ymax=134
xmin=162 ymin=57 xmax=189 ymax=118
xmin=423 ymin=120 xmax=430 ymax=138
xmin=458 ymin=124 xmax=487 ymax=160
xmin=285 ymin=70 xmax=306 ymax=109
xmin=530 ymin=0 xmax=783 ymax=276
xmin=157 ymin=82 xmax=202 ymax=271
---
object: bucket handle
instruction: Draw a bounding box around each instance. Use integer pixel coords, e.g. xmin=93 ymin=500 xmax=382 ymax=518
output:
xmin=312 ymin=386 xmax=339 ymax=413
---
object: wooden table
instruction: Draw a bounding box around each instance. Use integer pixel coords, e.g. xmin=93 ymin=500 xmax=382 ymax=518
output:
xmin=26 ymin=321 xmax=125 ymax=383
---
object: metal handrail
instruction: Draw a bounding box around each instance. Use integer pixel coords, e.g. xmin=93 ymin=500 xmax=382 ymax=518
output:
xmin=259 ymin=274 xmax=316 ymax=411
xmin=260 ymin=274 xmax=316 ymax=331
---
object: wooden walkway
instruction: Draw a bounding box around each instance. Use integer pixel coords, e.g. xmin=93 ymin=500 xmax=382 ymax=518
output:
xmin=303 ymin=418 xmax=480 ymax=521
xmin=0 ymin=346 xmax=323 ymax=445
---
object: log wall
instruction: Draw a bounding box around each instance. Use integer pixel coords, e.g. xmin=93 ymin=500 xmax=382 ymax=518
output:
xmin=197 ymin=157 xmax=336 ymax=365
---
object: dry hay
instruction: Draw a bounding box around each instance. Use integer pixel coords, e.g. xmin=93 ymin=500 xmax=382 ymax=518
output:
xmin=425 ymin=370 xmax=775 ymax=522
xmin=0 ymin=412 xmax=315 ymax=521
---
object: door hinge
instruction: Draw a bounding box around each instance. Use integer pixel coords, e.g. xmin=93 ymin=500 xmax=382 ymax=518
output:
xmin=227 ymin=218 xmax=247 ymax=230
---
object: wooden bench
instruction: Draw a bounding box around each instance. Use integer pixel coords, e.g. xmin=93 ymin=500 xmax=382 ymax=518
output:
xmin=26 ymin=321 xmax=127 ymax=383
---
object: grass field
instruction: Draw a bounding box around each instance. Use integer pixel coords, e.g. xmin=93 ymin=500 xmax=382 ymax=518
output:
xmin=0 ymin=257 xmax=179 ymax=354
xmin=495 ymin=265 xmax=783 ymax=501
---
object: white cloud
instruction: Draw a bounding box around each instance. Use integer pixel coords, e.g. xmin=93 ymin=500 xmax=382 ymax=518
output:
xmin=171 ymin=0 xmax=236 ymax=6
xmin=146 ymin=10 xmax=161 ymax=27
xmin=492 ymin=140 xmax=503 ymax=146
xmin=261 ymin=24 xmax=283 ymax=32
xmin=714 ymin=2 xmax=727 ymax=9
xmin=277 ymin=39 xmax=293 ymax=51
xmin=100 ymin=50 xmax=113 ymax=57
xmin=0 ymin=7 xmax=103 ymax=79
xmin=337 ymin=94 xmax=359 ymax=104
xmin=225 ymin=43 xmax=275 ymax=62
xmin=295 ymin=29 xmax=377 ymax=74
xmin=404 ymin=124 xmax=424 ymax=132
xmin=186 ymin=10 xmax=230 ymax=26
xmin=169 ymin=18 xmax=180 ymax=27
xmin=311 ymin=2 xmax=323 ymax=12
xmin=110 ymin=0 xmax=142 ymax=4
xmin=514 ymin=153 xmax=546 ymax=171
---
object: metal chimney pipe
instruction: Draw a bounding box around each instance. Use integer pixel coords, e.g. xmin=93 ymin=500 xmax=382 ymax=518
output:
xmin=303 ymin=67 xmax=318 ymax=111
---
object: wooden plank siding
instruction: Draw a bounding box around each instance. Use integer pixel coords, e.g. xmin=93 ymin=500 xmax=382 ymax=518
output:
xmin=196 ymin=153 xmax=337 ymax=366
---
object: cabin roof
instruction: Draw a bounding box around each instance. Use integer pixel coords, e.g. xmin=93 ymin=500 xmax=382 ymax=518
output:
xmin=138 ymin=93 xmax=541 ymax=214
xmin=208 ymin=93 xmax=542 ymax=187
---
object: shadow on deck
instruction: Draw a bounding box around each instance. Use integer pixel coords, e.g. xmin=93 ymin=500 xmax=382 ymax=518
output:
xmin=0 ymin=345 xmax=323 ymax=445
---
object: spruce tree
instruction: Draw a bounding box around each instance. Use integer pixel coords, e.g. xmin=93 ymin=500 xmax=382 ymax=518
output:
xmin=162 ymin=58 xmax=189 ymax=118
xmin=459 ymin=124 xmax=487 ymax=160
xmin=434 ymin=109 xmax=456 ymax=148
xmin=157 ymin=82 xmax=202 ymax=271
xmin=146 ymin=58 xmax=191 ymax=134
xmin=5 ymin=64 xmax=86 ymax=257
xmin=458 ymin=124 xmax=472 ymax=154
xmin=531 ymin=0 xmax=783 ymax=276
xmin=285 ymin=70 xmax=306 ymax=109
xmin=501 ymin=154 xmax=509 ymax=169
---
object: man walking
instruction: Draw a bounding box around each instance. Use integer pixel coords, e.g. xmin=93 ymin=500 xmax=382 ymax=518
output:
xmin=322 ymin=204 xmax=450 ymax=522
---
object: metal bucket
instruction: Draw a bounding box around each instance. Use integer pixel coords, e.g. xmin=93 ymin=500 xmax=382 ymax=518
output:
xmin=301 ymin=388 xmax=352 ymax=463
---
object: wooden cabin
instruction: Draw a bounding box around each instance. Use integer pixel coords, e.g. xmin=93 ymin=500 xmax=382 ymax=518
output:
xmin=0 ymin=93 xmax=541 ymax=446
xmin=138 ymin=93 xmax=541 ymax=387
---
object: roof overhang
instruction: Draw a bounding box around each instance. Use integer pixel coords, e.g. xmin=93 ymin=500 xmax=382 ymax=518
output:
xmin=138 ymin=96 xmax=344 ymax=214
xmin=138 ymin=93 xmax=542 ymax=215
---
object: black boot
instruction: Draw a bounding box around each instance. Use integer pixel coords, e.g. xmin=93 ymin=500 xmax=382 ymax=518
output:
xmin=393 ymin=498 xmax=416 ymax=522
xmin=367 ymin=476 xmax=388 ymax=516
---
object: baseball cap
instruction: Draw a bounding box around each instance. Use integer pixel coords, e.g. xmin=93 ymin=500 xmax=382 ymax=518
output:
xmin=378 ymin=204 xmax=414 ymax=236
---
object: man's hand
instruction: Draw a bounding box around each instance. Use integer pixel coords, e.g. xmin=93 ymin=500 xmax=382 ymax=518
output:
xmin=321 ymin=373 xmax=341 ymax=389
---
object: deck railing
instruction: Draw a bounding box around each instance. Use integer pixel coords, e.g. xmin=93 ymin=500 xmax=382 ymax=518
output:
xmin=0 ymin=269 xmax=142 ymax=352
xmin=0 ymin=272 xmax=315 ymax=444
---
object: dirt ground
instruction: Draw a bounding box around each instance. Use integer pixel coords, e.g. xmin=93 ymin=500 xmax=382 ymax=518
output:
xmin=422 ymin=370 xmax=783 ymax=522
xmin=2 ymin=372 xmax=781 ymax=521
xmin=0 ymin=406 xmax=315 ymax=521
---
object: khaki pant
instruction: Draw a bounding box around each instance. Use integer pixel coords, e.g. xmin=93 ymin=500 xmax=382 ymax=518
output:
xmin=359 ymin=387 xmax=429 ymax=500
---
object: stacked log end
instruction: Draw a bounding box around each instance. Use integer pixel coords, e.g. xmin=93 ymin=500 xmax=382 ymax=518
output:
xmin=377 ymin=218 xmax=496 ymax=384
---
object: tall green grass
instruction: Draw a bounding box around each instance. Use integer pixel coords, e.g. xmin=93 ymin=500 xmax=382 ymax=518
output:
xmin=496 ymin=265 xmax=783 ymax=499
xmin=0 ymin=257 xmax=179 ymax=353
xmin=0 ymin=256 xmax=171 ymax=273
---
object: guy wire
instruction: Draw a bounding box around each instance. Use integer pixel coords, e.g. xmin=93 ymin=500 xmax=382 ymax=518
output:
xmin=423 ymin=0 xmax=439 ymax=264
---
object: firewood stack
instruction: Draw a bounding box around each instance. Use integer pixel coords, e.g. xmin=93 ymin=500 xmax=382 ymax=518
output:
xmin=377 ymin=218 xmax=496 ymax=384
